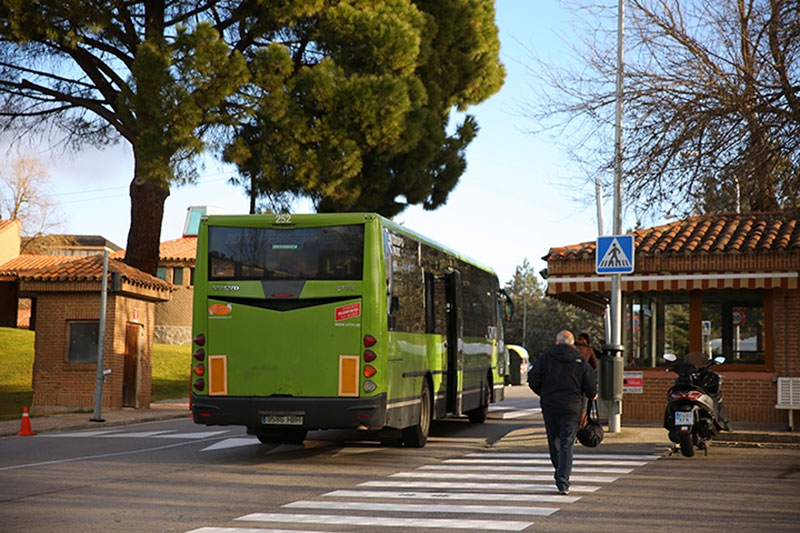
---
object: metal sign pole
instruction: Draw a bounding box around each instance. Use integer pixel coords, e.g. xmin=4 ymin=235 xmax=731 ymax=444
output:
xmin=609 ymin=0 xmax=626 ymax=433
xmin=91 ymin=249 xmax=109 ymax=422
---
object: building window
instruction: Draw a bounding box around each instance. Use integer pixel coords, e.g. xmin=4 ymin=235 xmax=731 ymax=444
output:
xmin=189 ymin=267 xmax=195 ymax=286
xmin=156 ymin=267 xmax=167 ymax=281
xmin=626 ymin=290 xmax=765 ymax=368
xmin=173 ymin=267 xmax=184 ymax=286
xmin=67 ymin=321 xmax=99 ymax=362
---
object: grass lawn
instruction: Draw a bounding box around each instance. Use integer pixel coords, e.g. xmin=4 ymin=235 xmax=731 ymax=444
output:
xmin=0 ymin=327 xmax=190 ymax=420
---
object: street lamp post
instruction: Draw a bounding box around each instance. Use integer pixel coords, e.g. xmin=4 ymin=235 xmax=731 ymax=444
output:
xmin=608 ymin=0 xmax=626 ymax=433
xmin=90 ymin=249 xmax=109 ymax=422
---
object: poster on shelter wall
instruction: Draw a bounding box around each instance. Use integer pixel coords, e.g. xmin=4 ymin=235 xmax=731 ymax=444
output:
xmin=623 ymin=371 xmax=643 ymax=394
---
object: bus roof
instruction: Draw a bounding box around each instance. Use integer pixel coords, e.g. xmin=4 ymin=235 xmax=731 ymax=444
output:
xmin=202 ymin=212 xmax=497 ymax=277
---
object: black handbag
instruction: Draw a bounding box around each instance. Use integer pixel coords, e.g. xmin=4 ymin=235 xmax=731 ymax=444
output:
xmin=577 ymin=399 xmax=604 ymax=447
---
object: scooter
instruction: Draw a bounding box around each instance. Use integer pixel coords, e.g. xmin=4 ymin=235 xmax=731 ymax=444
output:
xmin=663 ymin=353 xmax=730 ymax=457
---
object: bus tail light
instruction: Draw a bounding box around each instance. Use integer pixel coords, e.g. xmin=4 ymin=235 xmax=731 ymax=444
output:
xmin=193 ymin=333 xmax=205 ymax=346
xmin=193 ymin=378 xmax=205 ymax=391
xmin=364 ymin=334 xmax=377 ymax=347
xmin=363 ymin=365 xmax=377 ymax=378
xmin=363 ymin=350 xmax=377 ymax=362
xmin=193 ymin=348 xmax=205 ymax=361
xmin=363 ymin=380 xmax=377 ymax=393
xmin=193 ymin=364 xmax=205 ymax=376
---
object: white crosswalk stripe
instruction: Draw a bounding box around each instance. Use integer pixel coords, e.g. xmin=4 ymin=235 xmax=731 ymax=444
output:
xmin=186 ymin=450 xmax=660 ymax=532
xmin=283 ymin=500 xmax=559 ymax=516
xmin=322 ymin=489 xmax=580 ymax=504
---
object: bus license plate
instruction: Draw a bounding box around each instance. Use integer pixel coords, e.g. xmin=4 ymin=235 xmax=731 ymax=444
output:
xmin=675 ymin=411 xmax=694 ymax=426
xmin=262 ymin=414 xmax=303 ymax=426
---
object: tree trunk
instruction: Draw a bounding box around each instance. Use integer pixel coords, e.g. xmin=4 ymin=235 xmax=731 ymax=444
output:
xmin=123 ymin=174 xmax=170 ymax=276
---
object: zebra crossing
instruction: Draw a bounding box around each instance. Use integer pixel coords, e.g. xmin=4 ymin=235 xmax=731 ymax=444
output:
xmin=185 ymin=450 xmax=661 ymax=532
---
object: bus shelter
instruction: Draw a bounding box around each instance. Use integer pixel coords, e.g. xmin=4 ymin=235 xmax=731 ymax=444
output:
xmin=543 ymin=212 xmax=800 ymax=427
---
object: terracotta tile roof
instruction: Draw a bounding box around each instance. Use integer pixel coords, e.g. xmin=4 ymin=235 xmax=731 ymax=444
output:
xmin=159 ymin=236 xmax=197 ymax=262
xmin=0 ymin=254 xmax=77 ymax=275
xmin=109 ymin=236 xmax=197 ymax=262
xmin=14 ymin=254 xmax=171 ymax=291
xmin=545 ymin=212 xmax=800 ymax=261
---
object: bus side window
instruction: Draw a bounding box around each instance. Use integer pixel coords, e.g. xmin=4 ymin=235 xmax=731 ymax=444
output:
xmin=424 ymin=272 xmax=436 ymax=334
xmin=388 ymin=295 xmax=399 ymax=330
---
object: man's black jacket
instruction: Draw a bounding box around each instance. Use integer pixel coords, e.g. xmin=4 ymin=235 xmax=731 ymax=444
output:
xmin=529 ymin=343 xmax=597 ymax=417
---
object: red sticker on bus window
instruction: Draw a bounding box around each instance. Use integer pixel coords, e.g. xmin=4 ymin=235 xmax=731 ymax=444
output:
xmin=335 ymin=302 xmax=361 ymax=321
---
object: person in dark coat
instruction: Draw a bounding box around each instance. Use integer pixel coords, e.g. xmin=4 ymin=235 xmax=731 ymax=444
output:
xmin=529 ymin=330 xmax=597 ymax=495
xmin=575 ymin=332 xmax=599 ymax=371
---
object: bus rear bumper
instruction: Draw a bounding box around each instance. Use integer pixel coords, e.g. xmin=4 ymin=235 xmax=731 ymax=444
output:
xmin=191 ymin=393 xmax=387 ymax=431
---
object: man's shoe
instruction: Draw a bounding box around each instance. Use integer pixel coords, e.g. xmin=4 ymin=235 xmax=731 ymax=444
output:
xmin=559 ymin=488 xmax=570 ymax=495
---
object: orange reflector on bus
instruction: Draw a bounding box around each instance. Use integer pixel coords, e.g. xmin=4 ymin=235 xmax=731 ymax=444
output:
xmin=338 ymin=355 xmax=360 ymax=397
xmin=208 ymin=355 xmax=228 ymax=396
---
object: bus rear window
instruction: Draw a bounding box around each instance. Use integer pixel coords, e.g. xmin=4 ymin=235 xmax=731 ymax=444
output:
xmin=207 ymin=225 xmax=364 ymax=281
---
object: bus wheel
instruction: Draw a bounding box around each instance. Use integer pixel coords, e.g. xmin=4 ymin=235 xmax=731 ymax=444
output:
xmin=467 ymin=380 xmax=490 ymax=423
xmin=402 ymin=380 xmax=431 ymax=448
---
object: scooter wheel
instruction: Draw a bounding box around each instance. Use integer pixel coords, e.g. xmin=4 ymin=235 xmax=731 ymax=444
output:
xmin=679 ymin=433 xmax=695 ymax=457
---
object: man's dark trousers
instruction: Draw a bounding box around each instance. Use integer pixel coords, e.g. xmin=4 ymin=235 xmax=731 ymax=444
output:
xmin=541 ymin=407 xmax=581 ymax=493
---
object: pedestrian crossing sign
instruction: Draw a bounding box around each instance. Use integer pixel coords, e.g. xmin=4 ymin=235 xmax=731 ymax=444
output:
xmin=596 ymin=235 xmax=635 ymax=274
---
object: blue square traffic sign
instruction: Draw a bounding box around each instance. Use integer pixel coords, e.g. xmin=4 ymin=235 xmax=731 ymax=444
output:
xmin=596 ymin=235 xmax=635 ymax=274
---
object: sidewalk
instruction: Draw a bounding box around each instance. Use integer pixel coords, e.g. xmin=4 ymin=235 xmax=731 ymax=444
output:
xmin=0 ymin=400 xmax=191 ymax=438
xmin=2 ymin=401 xmax=798 ymax=449
xmin=492 ymin=420 xmax=800 ymax=454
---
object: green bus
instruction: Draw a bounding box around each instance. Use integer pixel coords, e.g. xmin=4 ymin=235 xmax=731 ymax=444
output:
xmin=190 ymin=213 xmax=512 ymax=447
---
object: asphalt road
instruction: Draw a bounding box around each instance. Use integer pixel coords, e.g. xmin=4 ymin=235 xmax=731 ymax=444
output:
xmin=1 ymin=387 xmax=798 ymax=532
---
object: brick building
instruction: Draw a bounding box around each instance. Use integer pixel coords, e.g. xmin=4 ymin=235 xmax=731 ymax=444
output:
xmin=18 ymin=256 xmax=170 ymax=414
xmin=543 ymin=212 xmax=800 ymax=428
xmin=0 ymin=222 xmax=172 ymax=414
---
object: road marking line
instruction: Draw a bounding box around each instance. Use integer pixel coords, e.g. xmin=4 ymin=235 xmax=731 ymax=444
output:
xmin=0 ymin=437 xmax=224 ymax=472
xmin=100 ymin=431 xmax=173 ymax=438
xmin=418 ymin=464 xmax=634 ymax=474
xmin=390 ymin=471 xmax=619 ymax=483
xmin=468 ymin=452 xmax=662 ymax=461
xmin=235 ymin=512 xmax=533 ymax=531
xmin=186 ymin=527 xmax=330 ymax=533
xmin=444 ymin=458 xmax=650 ymax=466
xmin=201 ymin=438 xmax=260 ymax=452
xmin=360 ymin=480 xmax=601 ymax=492
xmin=154 ymin=431 xmax=229 ymax=439
xmin=283 ymin=499 xmax=558 ymax=516
xmin=323 ymin=489 xmax=580 ymax=504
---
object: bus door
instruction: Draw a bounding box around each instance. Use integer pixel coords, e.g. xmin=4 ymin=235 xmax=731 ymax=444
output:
xmin=445 ymin=269 xmax=464 ymax=415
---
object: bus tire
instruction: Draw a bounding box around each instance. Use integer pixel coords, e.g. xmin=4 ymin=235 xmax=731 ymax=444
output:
xmin=467 ymin=379 xmax=490 ymax=423
xmin=402 ymin=380 xmax=431 ymax=448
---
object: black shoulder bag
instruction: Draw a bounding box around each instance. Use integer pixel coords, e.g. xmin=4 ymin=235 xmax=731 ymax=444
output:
xmin=577 ymin=399 xmax=604 ymax=447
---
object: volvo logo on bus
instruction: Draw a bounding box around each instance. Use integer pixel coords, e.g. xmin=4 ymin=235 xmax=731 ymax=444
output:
xmin=212 ymin=284 xmax=240 ymax=291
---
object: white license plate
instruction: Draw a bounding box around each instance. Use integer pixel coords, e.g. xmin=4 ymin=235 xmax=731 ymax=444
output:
xmin=675 ymin=411 xmax=694 ymax=426
xmin=262 ymin=414 xmax=304 ymax=426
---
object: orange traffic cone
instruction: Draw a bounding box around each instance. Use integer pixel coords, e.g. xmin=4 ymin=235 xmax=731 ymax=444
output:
xmin=16 ymin=406 xmax=36 ymax=436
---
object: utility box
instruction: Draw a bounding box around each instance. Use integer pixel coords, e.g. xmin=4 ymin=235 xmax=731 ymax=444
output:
xmin=600 ymin=344 xmax=624 ymax=401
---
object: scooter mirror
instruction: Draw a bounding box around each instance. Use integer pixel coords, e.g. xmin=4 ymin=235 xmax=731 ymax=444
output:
xmin=713 ymin=356 xmax=726 ymax=365
xmin=663 ymin=353 xmax=678 ymax=362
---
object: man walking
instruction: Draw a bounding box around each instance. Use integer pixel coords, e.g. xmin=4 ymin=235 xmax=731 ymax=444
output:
xmin=529 ymin=330 xmax=597 ymax=495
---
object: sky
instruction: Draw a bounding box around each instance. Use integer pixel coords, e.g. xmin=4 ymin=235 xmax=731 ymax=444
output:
xmin=18 ymin=1 xmax=628 ymax=285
